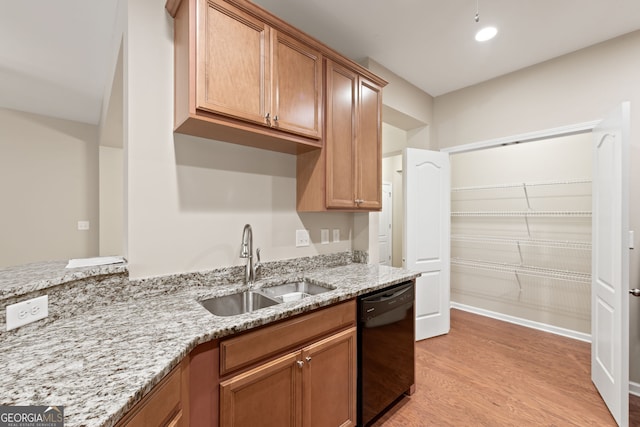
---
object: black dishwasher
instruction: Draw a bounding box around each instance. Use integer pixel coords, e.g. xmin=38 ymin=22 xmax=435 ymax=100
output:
xmin=358 ymin=281 xmax=415 ymax=426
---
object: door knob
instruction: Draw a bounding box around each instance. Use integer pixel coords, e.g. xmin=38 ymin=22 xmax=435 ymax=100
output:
xmin=630 ymin=289 xmax=640 ymax=297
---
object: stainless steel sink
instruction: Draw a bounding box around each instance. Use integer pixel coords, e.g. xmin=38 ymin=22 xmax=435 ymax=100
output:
xmin=200 ymin=291 xmax=279 ymax=317
xmin=260 ymin=281 xmax=334 ymax=302
xmin=199 ymin=281 xmax=334 ymax=316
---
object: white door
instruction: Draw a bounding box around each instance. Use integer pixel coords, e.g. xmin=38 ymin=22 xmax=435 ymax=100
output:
xmin=592 ymin=102 xmax=630 ymax=427
xmin=403 ymin=148 xmax=450 ymax=340
xmin=378 ymin=182 xmax=392 ymax=266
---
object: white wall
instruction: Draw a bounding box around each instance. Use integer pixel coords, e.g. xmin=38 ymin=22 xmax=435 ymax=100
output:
xmin=364 ymin=58 xmax=434 ymax=136
xmin=382 ymin=154 xmax=403 ymax=267
xmin=99 ymin=36 xmax=125 ymax=258
xmin=382 ymin=123 xmax=408 ymax=268
xmin=0 ymin=108 xmax=99 ymax=267
xmin=123 ymin=0 xmax=352 ymax=279
xmin=99 ymin=146 xmax=124 ymax=256
xmin=433 ymin=30 xmax=640 ymax=383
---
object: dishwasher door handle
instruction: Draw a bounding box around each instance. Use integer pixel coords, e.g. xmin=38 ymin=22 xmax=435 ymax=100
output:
xmin=364 ymin=284 xmax=413 ymax=303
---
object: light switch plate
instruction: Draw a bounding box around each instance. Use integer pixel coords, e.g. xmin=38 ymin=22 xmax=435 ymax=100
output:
xmin=332 ymin=229 xmax=340 ymax=243
xmin=296 ymin=229 xmax=310 ymax=247
xmin=321 ymin=229 xmax=329 ymax=244
xmin=6 ymin=295 xmax=48 ymax=331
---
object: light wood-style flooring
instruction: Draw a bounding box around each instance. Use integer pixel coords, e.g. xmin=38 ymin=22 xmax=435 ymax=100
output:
xmin=372 ymin=309 xmax=640 ymax=426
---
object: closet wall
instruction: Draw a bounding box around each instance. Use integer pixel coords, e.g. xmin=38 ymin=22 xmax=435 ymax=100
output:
xmin=450 ymin=133 xmax=592 ymax=334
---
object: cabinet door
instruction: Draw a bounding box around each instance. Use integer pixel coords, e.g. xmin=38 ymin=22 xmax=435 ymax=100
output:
xmin=356 ymin=77 xmax=383 ymax=210
xmin=116 ymin=365 xmax=184 ymax=427
xmin=302 ymin=327 xmax=357 ymax=427
xmin=272 ymin=31 xmax=322 ymax=139
xmin=325 ymin=60 xmax=357 ymax=209
xmin=197 ymin=0 xmax=270 ymax=125
xmin=220 ymin=352 xmax=301 ymax=427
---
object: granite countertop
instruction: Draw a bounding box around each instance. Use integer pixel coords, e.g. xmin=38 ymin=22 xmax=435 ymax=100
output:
xmin=0 ymin=260 xmax=128 ymax=300
xmin=0 ymin=262 xmax=419 ymax=427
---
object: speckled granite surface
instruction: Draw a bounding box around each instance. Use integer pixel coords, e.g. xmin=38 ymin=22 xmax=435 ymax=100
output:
xmin=0 ymin=260 xmax=128 ymax=300
xmin=0 ymin=256 xmax=419 ymax=427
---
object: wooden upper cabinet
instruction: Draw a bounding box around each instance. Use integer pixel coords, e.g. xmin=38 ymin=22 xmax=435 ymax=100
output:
xmin=355 ymin=77 xmax=383 ymax=210
xmin=167 ymin=0 xmax=385 ymax=191
xmin=169 ymin=0 xmax=323 ymax=154
xmin=272 ymin=31 xmax=322 ymax=139
xmin=196 ymin=3 xmax=322 ymax=139
xmin=325 ymin=62 xmax=358 ymax=209
xmin=197 ymin=1 xmax=270 ymax=125
xmin=297 ymin=59 xmax=385 ymax=211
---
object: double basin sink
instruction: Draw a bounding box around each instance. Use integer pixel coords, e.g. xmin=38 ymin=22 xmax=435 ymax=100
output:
xmin=200 ymin=280 xmax=333 ymax=317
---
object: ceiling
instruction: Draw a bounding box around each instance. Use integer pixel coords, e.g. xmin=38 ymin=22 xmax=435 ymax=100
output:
xmin=2 ymin=0 xmax=640 ymax=125
xmin=0 ymin=0 xmax=119 ymax=125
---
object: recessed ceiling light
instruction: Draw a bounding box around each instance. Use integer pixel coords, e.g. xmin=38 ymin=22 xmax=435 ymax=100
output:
xmin=475 ymin=26 xmax=497 ymax=42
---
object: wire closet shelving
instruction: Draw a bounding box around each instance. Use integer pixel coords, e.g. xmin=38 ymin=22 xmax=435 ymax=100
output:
xmin=450 ymin=178 xmax=593 ymax=310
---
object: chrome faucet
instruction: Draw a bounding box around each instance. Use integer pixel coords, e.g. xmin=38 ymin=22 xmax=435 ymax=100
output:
xmin=240 ymin=224 xmax=261 ymax=284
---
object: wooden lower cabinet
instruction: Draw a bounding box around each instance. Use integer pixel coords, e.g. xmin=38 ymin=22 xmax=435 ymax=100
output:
xmin=220 ymin=327 xmax=357 ymax=427
xmin=116 ymin=361 xmax=188 ymax=427
xmin=220 ymin=352 xmax=301 ymax=426
xmin=302 ymin=328 xmax=357 ymax=427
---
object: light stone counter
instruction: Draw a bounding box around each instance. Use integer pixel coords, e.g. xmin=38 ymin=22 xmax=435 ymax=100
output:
xmin=0 ymin=260 xmax=128 ymax=300
xmin=0 ymin=254 xmax=419 ymax=427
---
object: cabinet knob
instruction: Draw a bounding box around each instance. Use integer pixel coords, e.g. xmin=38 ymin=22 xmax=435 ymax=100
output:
xmin=297 ymin=360 xmax=304 ymax=368
xmin=355 ymin=199 xmax=364 ymax=205
xmin=305 ymin=356 xmax=312 ymax=364
xmin=265 ymin=113 xmax=271 ymax=123
xmin=273 ymin=115 xmax=279 ymax=122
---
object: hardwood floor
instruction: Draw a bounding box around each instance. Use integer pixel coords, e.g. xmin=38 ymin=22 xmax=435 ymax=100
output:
xmin=372 ymin=309 xmax=640 ymax=426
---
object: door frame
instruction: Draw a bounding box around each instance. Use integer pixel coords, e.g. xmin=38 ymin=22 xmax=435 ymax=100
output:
xmin=439 ymin=121 xmax=601 ymax=155
xmin=378 ymin=181 xmax=393 ymax=265
xmin=442 ymin=120 xmax=601 ymax=344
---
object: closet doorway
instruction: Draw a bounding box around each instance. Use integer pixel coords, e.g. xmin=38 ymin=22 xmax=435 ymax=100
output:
xmin=441 ymin=103 xmax=631 ymax=426
xmin=448 ymin=132 xmax=592 ymax=337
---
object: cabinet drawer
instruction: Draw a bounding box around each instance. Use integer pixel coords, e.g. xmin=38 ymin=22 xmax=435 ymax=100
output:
xmin=116 ymin=365 xmax=183 ymax=427
xmin=220 ymin=300 xmax=356 ymax=375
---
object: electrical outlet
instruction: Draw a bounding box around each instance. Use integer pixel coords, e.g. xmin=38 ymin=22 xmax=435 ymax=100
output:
xmin=77 ymin=220 xmax=90 ymax=231
xmin=296 ymin=229 xmax=310 ymax=247
xmin=333 ymin=229 xmax=340 ymax=243
xmin=321 ymin=229 xmax=329 ymax=244
xmin=6 ymin=295 xmax=48 ymax=331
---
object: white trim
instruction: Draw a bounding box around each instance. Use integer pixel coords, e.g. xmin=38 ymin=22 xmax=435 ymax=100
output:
xmin=451 ymin=302 xmax=591 ymax=343
xmin=630 ymin=381 xmax=640 ymax=397
xmin=440 ymin=120 xmax=601 ymax=154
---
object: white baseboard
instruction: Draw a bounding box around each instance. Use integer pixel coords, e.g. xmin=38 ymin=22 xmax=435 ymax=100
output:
xmin=630 ymin=381 xmax=640 ymax=397
xmin=450 ymin=302 xmax=592 ymax=343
